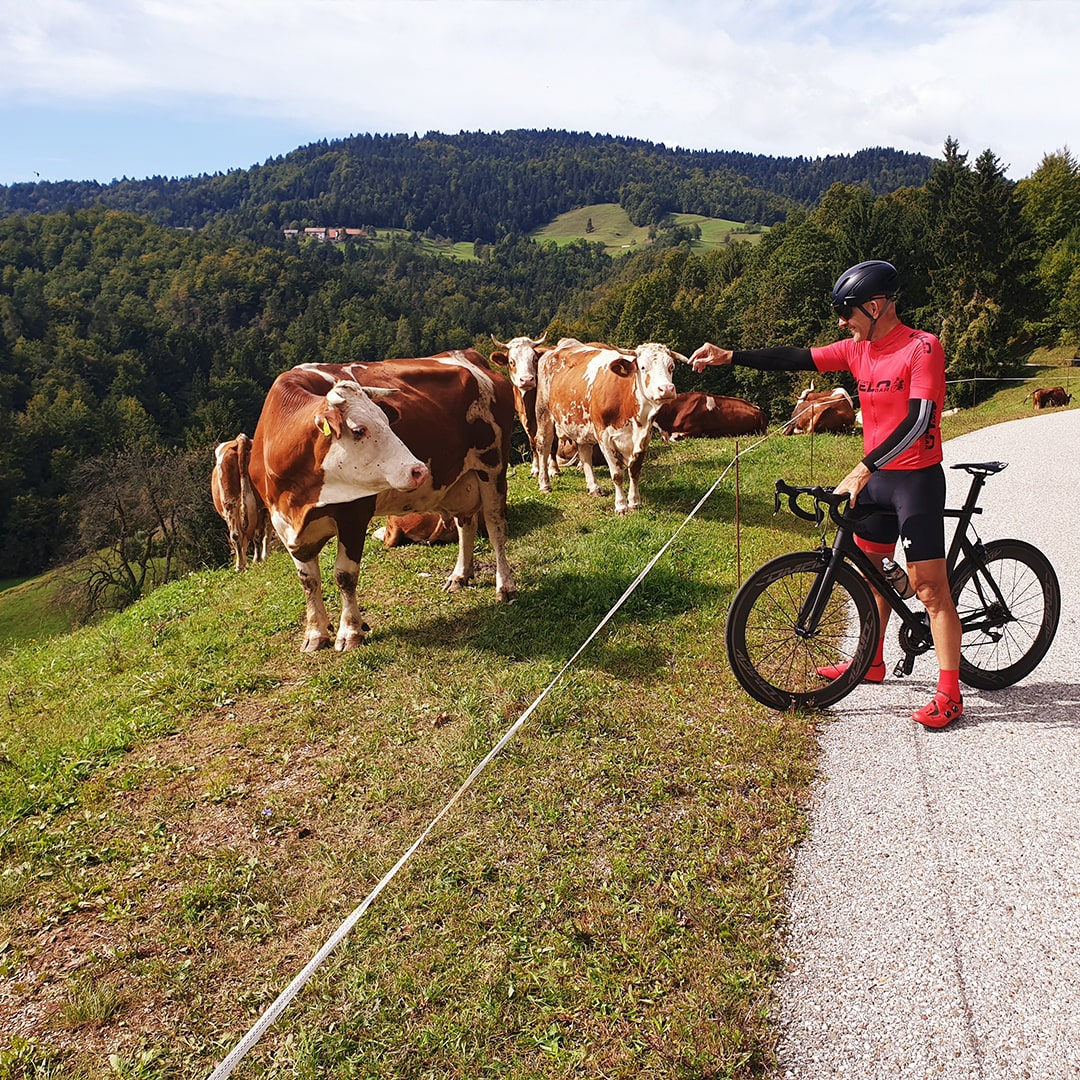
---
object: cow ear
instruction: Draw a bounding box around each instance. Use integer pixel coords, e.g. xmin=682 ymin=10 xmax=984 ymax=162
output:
xmin=489 ymin=351 xmax=509 ymax=367
xmin=314 ymin=405 xmax=342 ymax=439
xmin=609 ymin=357 xmax=635 ymax=378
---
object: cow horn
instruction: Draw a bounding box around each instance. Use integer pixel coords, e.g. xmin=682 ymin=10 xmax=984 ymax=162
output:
xmin=534 ymin=333 xmax=547 ymax=346
xmin=361 ymin=386 xmax=399 ymax=400
xmin=491 ymin=333 xmax=509 ymax=351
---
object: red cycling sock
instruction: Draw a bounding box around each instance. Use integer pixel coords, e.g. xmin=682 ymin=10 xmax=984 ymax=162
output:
xmin=937 ymin=669 xmax=961 ymax=701
xmin=873 ymin=636 xmax=885 ymax=667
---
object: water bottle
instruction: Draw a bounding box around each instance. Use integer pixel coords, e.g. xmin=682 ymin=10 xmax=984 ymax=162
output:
xmin=881 ymin=557 xmax=915 ymax=599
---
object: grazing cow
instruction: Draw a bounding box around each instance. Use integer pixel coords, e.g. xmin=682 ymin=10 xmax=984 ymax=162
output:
xmin=1031 ymin=386 xmax=1072 ymax=409
xmin=535 ymin=338 xmax=687 ymax=513
xmin=373 ymin=512 xmax=459 ymax=547
xmin=249 ymin=351 xmax=517 ymax=652
xmin=210 ymin=434 xmax=269 ymax=571
xmin=490 ymin=333 xmax=555 ymax=477
xmin=652 ymin=391 xmax=767 ymax=441
xmin=784 ymin=384 xmax=857 ymax=435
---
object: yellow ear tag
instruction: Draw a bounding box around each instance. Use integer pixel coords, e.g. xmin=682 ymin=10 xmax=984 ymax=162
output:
xmin=320 ymin=418 xmax=332 ymax=437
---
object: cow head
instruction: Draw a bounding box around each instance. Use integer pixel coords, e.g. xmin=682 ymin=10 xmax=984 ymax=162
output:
xmin=315 ymin=381 xmax=429 ymax=496
xmin=491 ymin=333 xmax=546 ymax=391
xmin=630 ymin=343 xmax=684 ymax=404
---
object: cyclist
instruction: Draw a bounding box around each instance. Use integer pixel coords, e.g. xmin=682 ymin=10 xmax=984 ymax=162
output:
xmin=690 ymin=259 xmax=964 ymax=728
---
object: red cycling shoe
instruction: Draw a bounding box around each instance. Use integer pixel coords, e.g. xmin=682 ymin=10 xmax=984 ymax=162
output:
xmin=815 ymin=660 xmax=886 ymax=684
xmin=913 ymin=692 xmax=963 ymax=728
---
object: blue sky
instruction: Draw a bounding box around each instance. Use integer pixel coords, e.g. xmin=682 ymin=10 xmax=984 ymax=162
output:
xmin=1 ymin=0 xmax=1075 ymax=186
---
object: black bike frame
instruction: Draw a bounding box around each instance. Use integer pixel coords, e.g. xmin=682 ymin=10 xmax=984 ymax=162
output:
xmin=794 ymin=467 xmax=1009 ymax=650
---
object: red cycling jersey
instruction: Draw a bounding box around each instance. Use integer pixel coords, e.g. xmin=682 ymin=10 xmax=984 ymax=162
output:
xmin=811 ymin=322 xmax=946 ymax=470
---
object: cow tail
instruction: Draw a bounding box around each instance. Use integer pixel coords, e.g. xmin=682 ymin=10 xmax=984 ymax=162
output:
xmin=236 ymin=433 xmax=253 ymax=534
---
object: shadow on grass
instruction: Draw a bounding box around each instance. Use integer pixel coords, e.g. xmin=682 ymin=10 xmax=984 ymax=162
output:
xmin=375 ymin=565 xmax=733 ymax=676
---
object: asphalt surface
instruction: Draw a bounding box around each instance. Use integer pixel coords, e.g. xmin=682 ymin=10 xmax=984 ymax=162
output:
xmin=773 ymin=407 xmax=1080 ymax=1079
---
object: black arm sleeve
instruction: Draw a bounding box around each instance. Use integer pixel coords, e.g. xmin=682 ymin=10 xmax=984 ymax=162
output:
xmin=731 ymin=347 xmax=816 ymax=371
xmin=862 ymin=397 xmax=936 ymax=472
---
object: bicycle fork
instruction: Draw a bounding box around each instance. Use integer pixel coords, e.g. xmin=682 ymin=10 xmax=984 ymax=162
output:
xmin=794 ymin=543 xmax=848 ymax=638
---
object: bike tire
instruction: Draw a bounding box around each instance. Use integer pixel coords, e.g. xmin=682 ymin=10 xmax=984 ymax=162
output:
xmin=952 ymin=538 xmax=1061 ymax=690
xmin=726 ymin=551 xmax=881 ymax=710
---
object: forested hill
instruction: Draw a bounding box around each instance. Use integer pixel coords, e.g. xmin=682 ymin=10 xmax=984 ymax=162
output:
xmin=0 ymin=129 xmax=936 ymax=243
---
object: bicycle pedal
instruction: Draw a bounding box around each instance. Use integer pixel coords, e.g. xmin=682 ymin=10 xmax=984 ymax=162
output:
xmin=893 ymin=657 xmax=914 ymax=678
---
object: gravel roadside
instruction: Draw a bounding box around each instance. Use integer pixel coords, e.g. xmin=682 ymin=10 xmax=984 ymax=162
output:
xmin=773 ymin=407 xmax=1080 ymax=1079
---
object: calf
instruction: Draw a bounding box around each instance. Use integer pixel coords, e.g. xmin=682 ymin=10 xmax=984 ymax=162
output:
xmin=210 ymin=433 xmax=269 ymax=571
xmin=652 ymin=391 xmax=767 ymax=441
xmin=249 ymin=351 xmax=516 ymax=652
xmin=535 ymin=338 xmax=687 ymax=513
xmin=374 ymin=512 xmax=458 ymax=547
xmin=784 ymin=384 xmax=857 ymax=435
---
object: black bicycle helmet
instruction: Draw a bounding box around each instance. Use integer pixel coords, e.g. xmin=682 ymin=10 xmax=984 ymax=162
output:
xmin=830 ymin=260 xmax=900 ymax=318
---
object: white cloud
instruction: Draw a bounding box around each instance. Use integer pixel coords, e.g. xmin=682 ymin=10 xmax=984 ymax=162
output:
xmin=1 ymin=0 xmax=1076 ymax=183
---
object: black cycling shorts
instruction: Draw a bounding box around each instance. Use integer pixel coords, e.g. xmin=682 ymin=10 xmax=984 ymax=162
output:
xmin=851 ymin=464 xmax=946 ymax=563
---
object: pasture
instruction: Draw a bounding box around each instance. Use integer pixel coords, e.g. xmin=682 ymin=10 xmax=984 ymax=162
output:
xmin=0 ymin=370 xmax=1073 ymax=1078
xmin=531 ymin=203 xmax=759 ymax=256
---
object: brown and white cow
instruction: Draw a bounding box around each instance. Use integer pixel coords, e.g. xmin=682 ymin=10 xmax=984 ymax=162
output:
xmin=652 ymin=392 xmax=767 ymax=441
xmin=249 ymin=351 xmax=516 ymax=652
xmin=490 ymin=333 xmax=555 ymax=477
xmin=211 ymin=433 xmax=270 ymax=571
xmin=784 ymin=384 xmax=857 ymax=435
xmin=1031 ymin=386 xmax=1072 ymax=409
xmin=534 ymin=338 xmax=687 ymax=513
xmin=373 ymin=512 xmax=459 ymax=547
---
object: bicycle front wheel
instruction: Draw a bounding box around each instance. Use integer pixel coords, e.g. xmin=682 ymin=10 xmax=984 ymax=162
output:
xmin=952 ymin=538 xmax=1061 ymax=690
xmin=726 ymin=551 xmax=880 ymax=710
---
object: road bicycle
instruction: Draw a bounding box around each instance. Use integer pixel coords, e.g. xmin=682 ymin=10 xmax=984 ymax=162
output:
xmin=725 ymin=461 xmax=1061 ymax=710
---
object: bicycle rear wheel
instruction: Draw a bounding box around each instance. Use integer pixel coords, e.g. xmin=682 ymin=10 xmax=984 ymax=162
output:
xmin=952 ymin=538 xmax=1061 ymax=690
xmin=726 ymin=551 xmax=880 ymax=710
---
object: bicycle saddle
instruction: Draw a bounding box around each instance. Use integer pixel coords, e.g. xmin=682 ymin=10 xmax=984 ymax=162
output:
xmin=951 ymin=461 xmax=1008 ymax=475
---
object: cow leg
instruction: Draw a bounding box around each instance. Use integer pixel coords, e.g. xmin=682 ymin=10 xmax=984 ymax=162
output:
xmin=333 ymin=500 xmax=376 ymax=650
xmin=477 ymin=479 xmax=517 ymax=603
xmin=446 ymin=515 xmax=477 ymax=593
xmin=535 ymin=407 xmax=557 ymax=493
xmin=599 ymin=444 xmax=629 ymax=514
xmin=252 ymin=507 xmax=269 ymax=563
xmin=232 ymin=536 xmax=247 ymax=572
xmin=292 ymin=553 xmax=333 ymax=652
xmin=331 ymin=545 xmax=369 ymax=650
xmin=626 ymin=450 xmax=646 ymax=512
xmin=578 ymin=440 xmax=606 ymax=498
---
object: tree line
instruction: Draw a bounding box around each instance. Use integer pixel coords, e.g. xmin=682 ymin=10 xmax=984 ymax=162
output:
xmin=0 ymin=130 xmax=935 ymax=245
xmin=2 ymin=137 xmax=1078 ymax=611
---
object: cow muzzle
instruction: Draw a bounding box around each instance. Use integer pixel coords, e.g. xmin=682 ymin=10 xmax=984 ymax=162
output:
xmin=404 ymin=462 xmax=430 ymax=491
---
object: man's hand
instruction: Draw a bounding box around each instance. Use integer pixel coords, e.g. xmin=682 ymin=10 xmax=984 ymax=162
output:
xmin=689 ymin=342 xmax=733 ymax=374
xmin=833 ymin=462 xmax=872 ymax=506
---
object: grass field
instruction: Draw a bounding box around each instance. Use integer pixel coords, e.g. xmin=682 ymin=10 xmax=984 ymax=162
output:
xmin=531 ymin=203 xmax=760 ymax=256
xmin=0 ymin=569 xmax=81 ymax=646
xmin=0 ymin=368 xmax=1074 ymax=1079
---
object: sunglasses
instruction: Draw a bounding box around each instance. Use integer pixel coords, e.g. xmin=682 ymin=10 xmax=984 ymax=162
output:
xmin=831 ymin=295 xmax=888 ymax=320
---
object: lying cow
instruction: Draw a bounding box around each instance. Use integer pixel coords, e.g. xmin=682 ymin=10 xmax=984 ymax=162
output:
xmin=652 ymin=392 xmax=767 ymax=441
xmin=1031 ymin=386 xmax=1072 ymax=409
xmin=210 ymin=433 xmax=269 ymax=571
xmin=489 ymin=333 xmax=557 ymax=477
xmin=249 ymin=351 xmax=517 ymax=652
xmin=784 ymin=384 xmax=857 ymax=435
xmin=374 ymin=512 xmax=460 ymax=547
xmin=535 ymin=338 xmax=688 ymax=513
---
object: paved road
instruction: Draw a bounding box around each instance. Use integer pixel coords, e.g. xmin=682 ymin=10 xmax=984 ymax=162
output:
xmin=773 ymin=408 xmax=1080 ymax=1079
